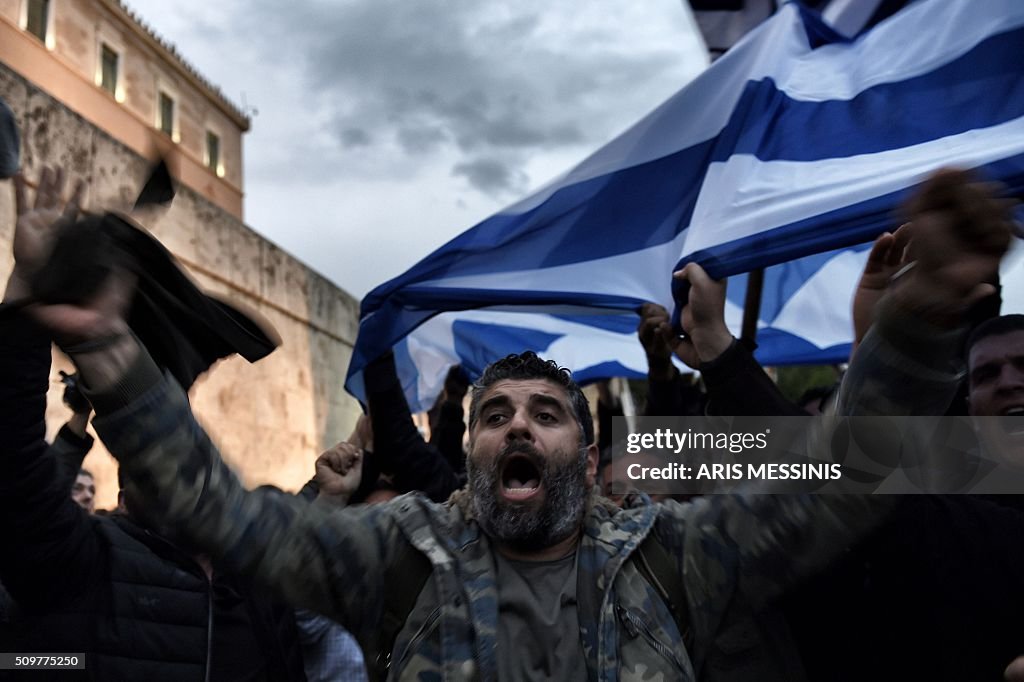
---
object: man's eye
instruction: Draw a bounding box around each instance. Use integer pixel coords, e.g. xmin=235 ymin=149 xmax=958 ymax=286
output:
xmin=972 ymin=368 xmax=998 ymax=385
xmin=536 ymin=412 xmax=556 ymax=423
xmin=485 ymin=413 xmax=506 ymax=425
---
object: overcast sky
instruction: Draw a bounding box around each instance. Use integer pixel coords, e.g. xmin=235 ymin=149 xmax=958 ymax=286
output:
xmin=123 ymin=1 xmax=709 ymax=299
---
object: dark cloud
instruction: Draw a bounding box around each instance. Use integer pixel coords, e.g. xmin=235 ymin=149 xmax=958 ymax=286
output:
xmin=340 ymin=128 xmax=372 ymax=148
xmin=452 ymin=157 xmax=528 ymax=196
xmin=396 ymin=124 xmax=447 ymax=154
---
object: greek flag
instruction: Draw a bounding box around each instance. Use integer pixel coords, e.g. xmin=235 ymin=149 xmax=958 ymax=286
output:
xmin=347 ymin=0 xmax=1024 ymax=412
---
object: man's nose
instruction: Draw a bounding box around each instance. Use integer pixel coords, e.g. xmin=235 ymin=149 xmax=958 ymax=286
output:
xmin=505 ymin=409 xmax=533 ymax=441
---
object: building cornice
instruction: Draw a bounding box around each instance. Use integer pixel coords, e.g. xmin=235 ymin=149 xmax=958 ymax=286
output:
xmin=102 ymin=0 xmax=252 ymax=132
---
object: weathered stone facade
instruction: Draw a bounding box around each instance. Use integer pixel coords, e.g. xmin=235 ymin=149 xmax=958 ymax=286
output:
xmin=1 ymin=63 xmax=364 ymax=510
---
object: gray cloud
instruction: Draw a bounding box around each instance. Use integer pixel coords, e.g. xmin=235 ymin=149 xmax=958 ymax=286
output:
xmin=233 ymin=0 xmax=685 ymax=195
xmin=340 ymin=128 xmax=372 ymax=148
xmin=452 ymin=157 xmax=528 ymax=196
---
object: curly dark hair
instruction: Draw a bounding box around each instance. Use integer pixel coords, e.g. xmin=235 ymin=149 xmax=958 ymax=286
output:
xmin=468 ymin=351 xmax=594 ymax=446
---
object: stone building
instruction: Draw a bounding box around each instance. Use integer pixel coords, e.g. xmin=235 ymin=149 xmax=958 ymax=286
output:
xmin=1 ymin=0 xmax=363 ymax=509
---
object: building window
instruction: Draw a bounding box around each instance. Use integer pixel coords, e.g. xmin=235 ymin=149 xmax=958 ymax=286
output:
xmin=25 ymin=0 xmax=50 ymax=43
xmin=100 ymin=44 xmax=119 ymax=97
xmin=205 ymin=131 xmax=223 ymax=176
xmin=158 ymin=92 xmax=175 ymax=138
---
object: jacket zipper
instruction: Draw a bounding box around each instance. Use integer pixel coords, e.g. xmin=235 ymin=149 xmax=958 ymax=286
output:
xmin=393 ymin=606 xmax=442 ymax=673
xmin=204 ymin=578 xmax=212 ymax=682
xmin=616 ymin=604 xmax=685 ymax=672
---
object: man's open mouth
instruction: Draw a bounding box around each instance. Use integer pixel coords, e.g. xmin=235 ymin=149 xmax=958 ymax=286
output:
xmin=998 ymin=407 xmax=1024 ymax=435
xmin=500 ymin=454 xmax=542 ymax=502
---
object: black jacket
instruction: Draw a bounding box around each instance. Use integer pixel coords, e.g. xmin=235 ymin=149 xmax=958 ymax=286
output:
xmin=364 ymin=352 xmax=463 ymax=502
xmin=0 ymin=315 xmax=305 ymax=682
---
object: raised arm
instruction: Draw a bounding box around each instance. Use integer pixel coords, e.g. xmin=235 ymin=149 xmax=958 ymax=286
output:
xmin=838 ymin=169 xmax=1012 ymax=417
xmin=364 ymin=352 xmax=463 ymax=501
xmin=673 ymin=264 xmax=805 ymax=416
xmin=8 ymin=170 xmax=413 ymax=639
xmin=0 ymin=169 xmax=100 ymax=609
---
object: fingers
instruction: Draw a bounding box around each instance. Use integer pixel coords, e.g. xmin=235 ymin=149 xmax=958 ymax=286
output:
xmin=320 ymin=442 xmax=362 ymax=473
xmin=910 ymin=168 xmax=1012 ymax=258
xmin=673 ymin=262 xmax=704 ymax=282
xmin=34 ymin=166 xmax=64 ymax=210
xmin=637 ymin=302 xmax=667 ymax=329
xmin=637 ymin=302 xmax=671 ymax=352
xmin=17 ymin=166 xmax=82 ymax=215
xmin=863 ymin=232 xmax=894 ymax=271
xmin=655 ymin=320 xmax=677 ymax=347
xmin=14 ymin=173 xmax=27 ymax=216
xmin=34 ymin=167 xmax=52 ymax=209
xmin=891 ymin=221 xmax=913 ymax=253
xmin=639 ymin=302 xmax=669 ymax=320
xmin=673 ymin=262 xmax=718 ymax=294
xmin=63 ymin=179 xmax=87 ymax=223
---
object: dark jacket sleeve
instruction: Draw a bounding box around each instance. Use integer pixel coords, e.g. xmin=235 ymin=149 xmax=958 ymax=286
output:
xmin=0 ymin=315 xmax=100 ymax=609
xmin=46 ymin=424 xmax=95 ymax=491
xmin=364 ymin=353 xmax=462 ymax=502
xmin=644 ymin=372 xmax=706 ymax=417
xmin=429 ymin=400 xmax=466 ymax=475
xmin=597 ymin=397 xmax=623 ymax=451
xmin=700 ymin=340 xmax=807 ymax=417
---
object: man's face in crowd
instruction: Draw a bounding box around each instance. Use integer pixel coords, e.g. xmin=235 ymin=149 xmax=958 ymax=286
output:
xmin=968 ymin=330 xmax=1024 ymax=417
xmin=601 ymin=451 xmax=666 ymax=507
xmin=968 ymin=330 xmax=1024 ymax=464
xmin=467 ymin=378 xmax=597 ymax=551
xmin=72 ymin=472 xmax=96 ymax=514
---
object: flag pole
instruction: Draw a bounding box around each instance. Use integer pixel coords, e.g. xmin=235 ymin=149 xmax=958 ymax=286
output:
xmin=740 ymin=268 xmax=764 ymax=345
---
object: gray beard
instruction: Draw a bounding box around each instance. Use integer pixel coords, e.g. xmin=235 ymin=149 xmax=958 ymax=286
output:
xmin=468 ymin=441 xmax=589 ymax=551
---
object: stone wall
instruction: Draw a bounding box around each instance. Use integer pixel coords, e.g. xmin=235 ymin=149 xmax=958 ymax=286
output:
xmin=1 ymin=64 xmax=363 ymax=510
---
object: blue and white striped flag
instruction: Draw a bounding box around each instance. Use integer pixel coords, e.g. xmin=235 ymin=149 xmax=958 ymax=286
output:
xmin=347 ymin=0 xmax=1024 ymax=412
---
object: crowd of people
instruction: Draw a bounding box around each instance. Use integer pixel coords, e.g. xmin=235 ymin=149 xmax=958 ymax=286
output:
xmin=1 ymin=101 xmax=1023 ymax=681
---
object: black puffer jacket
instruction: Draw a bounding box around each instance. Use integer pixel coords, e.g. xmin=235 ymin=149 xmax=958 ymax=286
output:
xmin=0 ymin=315 xmax=305 ymax=682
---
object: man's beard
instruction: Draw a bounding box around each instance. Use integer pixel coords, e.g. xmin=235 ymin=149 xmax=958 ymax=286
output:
xmin=467 ymin=441 xmax=590 ymax=551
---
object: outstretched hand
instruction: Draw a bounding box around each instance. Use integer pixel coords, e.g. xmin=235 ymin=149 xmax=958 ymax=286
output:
xmin=7 ymin=167 xmax=133 ymax=347
xmin=6 ymin=167 xmax=85 ymax=301
xmin=672 ymin=263 xmax=733 ymax=369
xmin=851 ymin=222 xmax=913 ymax=355
xmin=889 ymin=168 xmax=1014 ymax=328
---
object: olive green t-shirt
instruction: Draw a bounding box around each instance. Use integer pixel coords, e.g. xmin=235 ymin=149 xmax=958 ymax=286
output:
xmin=493 ymin=550 xmax=589 ymax=681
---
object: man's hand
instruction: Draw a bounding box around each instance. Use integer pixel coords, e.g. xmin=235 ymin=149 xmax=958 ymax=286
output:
xmin=672 ymin=263 xmax=733 ymax=368
xmin=11 ymin=167 xmax=131 ymax=345
xmin=5 ymin=167 xmax=85 ymax=301
xmin=1007 ymin=656 xmax=1024 ymax=682
xmin=851 ymin=223 xmax=913 ymax=355
xmin=889 ymin=168 xmax=1013 ymax=328
xmin=637 ymin=303 xmax=677 ymax=381
xmin=314 ymin=442 xmax=363 ymax=505
xmin=8 ymin=167 xmax=140 ymax=393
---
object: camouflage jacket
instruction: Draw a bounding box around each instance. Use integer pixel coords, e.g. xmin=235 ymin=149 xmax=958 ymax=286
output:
xmin=94 ymin=371 xmax=888 ymax=682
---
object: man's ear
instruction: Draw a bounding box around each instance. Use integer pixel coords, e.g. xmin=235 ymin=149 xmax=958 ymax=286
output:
xmin=584 ymin=444 xmax=599 ymax=488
